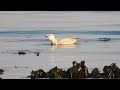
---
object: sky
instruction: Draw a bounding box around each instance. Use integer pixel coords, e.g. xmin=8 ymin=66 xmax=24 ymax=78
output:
xmin=0 ymin=11 xmax=120 ymax=31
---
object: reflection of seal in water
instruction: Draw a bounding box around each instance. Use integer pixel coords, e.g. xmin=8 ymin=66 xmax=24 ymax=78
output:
xmin=45 ymin=34 xmax=79 ymax=45
xmin=51 ymin=44 xmax=76 ymax=48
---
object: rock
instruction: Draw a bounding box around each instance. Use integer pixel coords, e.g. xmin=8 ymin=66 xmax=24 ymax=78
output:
xmin=0 ymin=69 xmax=4 ymax=74
xmin=18 ymin=51 xmax=26 ymax=55
xmin=98 ymin=38 xmax=111 ymax=41
xmin=27 ymin=61 xmax=120 ymax=79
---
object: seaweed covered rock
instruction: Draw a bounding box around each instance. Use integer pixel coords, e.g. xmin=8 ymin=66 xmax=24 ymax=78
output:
xmin=103 ymin=63 xmax=120 ymax=78
xmin=27 ymin=61 xmax=120 ymax=79
xmin=66 ymin=61 xmax=89 ymax=79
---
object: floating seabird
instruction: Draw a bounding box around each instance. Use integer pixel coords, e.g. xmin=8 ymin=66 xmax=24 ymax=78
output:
xmin=45 ymin=34 xmax=79 ymax=45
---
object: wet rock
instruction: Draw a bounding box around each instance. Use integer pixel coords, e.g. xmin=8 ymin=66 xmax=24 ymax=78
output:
xmin=80 ymin=61 xmax=89 ymax=78
xmin=34 ymin=52 xmax=40 ymax=56
xmin=36 ymin=53 xmax=39 ymax=56
xmin=28 ymin=61 xmax=120 ymax=79
xmin=0 ymin=69 xmax=4 ymax=74
xmin=47 ymin=66 xmax=66 ymax=78
xmin=18 ymin=51 xmax=26 ymax=55
xmin=90 ymin=68 xmax=105 ymax=78
xmin=72 ymin=61 xmax=77 ymax=67
xmin=67 ymin=61 xmax=88 ymax=79
xmin=29 ymin=69 xmax=47 ymax=79
xmin=103 ymin=63 xmax=120 ymax=78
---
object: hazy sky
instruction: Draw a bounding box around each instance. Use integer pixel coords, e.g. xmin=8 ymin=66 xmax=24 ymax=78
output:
xmin=0 ymin=11 xmax=120 ymax=31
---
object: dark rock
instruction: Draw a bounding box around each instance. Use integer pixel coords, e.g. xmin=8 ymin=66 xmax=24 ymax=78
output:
xmin=90 ymin=68 xmax=105 ymax=78
xmin=36 ymin=53 xmax=39 ymax=56
xmin=103 ymin=63 xmax=120 ymax=78
xmin=30 ymin=69 xmax=46 ymax=79
xmin=0 ymin=69 xmax=4 ymax=74
xmin=18 ymin=51 xmax=26 ymax=55
xmin=28 ymin=61 xmax=120 ymax=79
xmin=67 ymin=61 xmax=88 ymax=79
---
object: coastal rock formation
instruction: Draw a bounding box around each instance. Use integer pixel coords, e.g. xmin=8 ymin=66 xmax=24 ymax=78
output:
xmin=27 ymin=61 xmax=120 ymax=79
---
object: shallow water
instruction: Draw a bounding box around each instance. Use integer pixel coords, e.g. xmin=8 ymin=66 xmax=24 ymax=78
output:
xmin=0 ymin=30 xmax=120 ymax=79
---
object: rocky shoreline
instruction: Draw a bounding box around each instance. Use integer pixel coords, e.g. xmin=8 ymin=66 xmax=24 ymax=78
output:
xmin=27 ymin=61 xmax=120 ymax=79
xmin=1 ymin=60 xmax=120 ymax=79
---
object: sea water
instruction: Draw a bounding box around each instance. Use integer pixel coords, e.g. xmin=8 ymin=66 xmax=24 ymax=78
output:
xmin=0 ymin=11 xmax=120 ymax=79
xmin=0 ymin=30 xmax=120 ymax=79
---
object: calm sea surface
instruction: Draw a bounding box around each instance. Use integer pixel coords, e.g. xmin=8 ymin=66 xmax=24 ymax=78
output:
xmin=0 ymin=30 xmax=120 ymax=79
